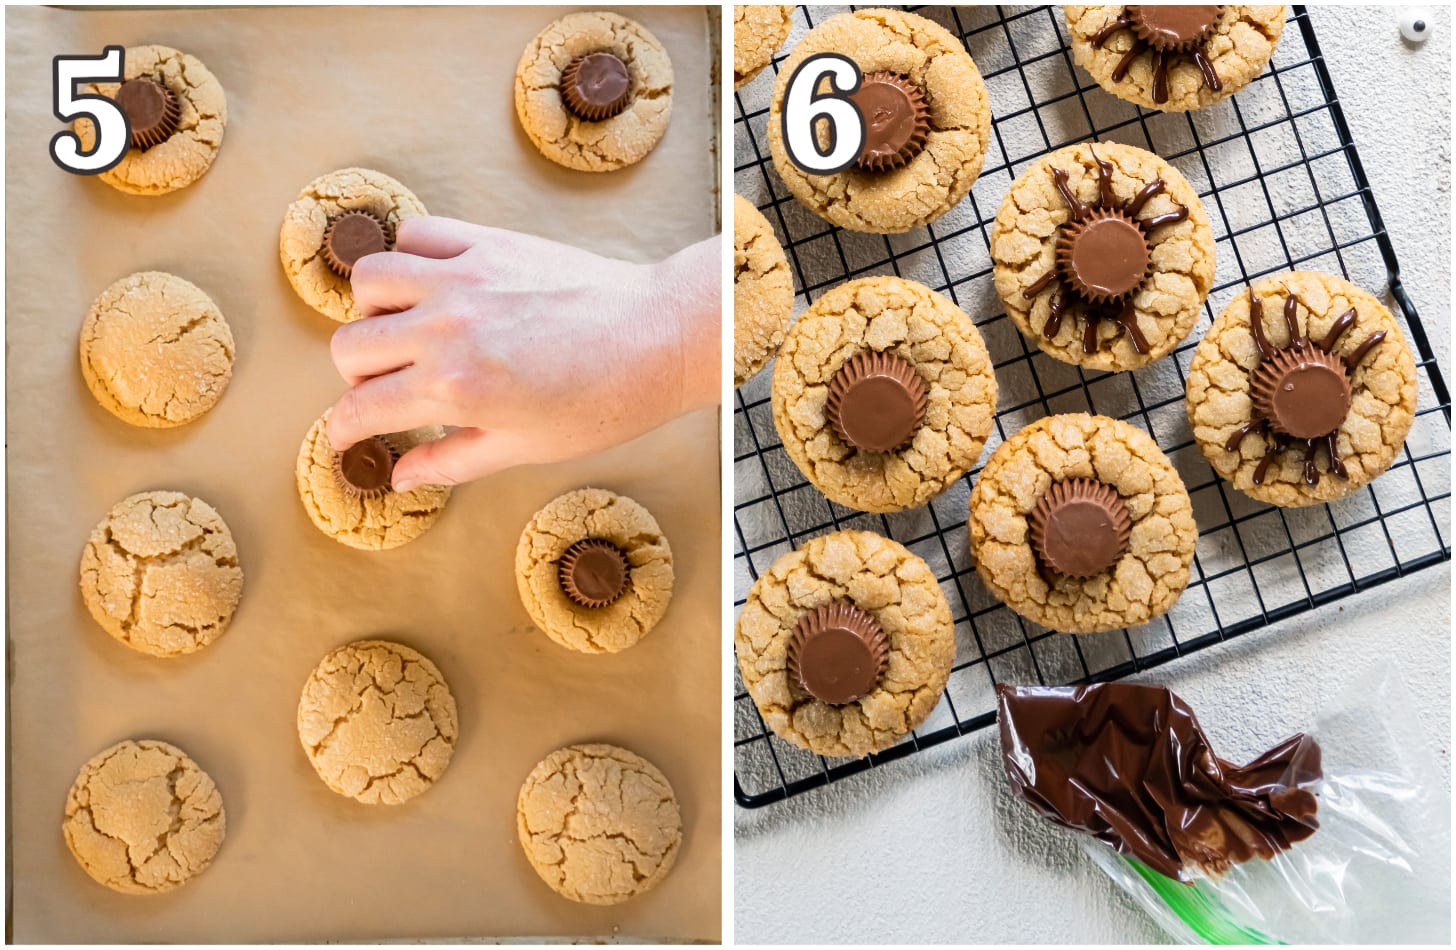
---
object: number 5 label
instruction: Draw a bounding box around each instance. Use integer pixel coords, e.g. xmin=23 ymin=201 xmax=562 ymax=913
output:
xmin=49 ymin=46 xmax=129 ymax=175
xmin=779 ymin=53 xmax=865 ymax=176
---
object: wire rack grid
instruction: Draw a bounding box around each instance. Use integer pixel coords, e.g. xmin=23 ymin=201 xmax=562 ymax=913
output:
xmin=732 ymin=5 xmax=1452 ymax=808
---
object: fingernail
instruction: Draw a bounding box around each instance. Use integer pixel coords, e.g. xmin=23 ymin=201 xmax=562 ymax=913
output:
xmin=394 ymin=479 xmax=420 ymax=493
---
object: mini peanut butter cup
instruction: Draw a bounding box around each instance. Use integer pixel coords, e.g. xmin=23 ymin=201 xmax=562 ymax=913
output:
xmin=848 ymin=71 xmax=931 ymax=173
xmin=825 ymin=351 xmax=928 ymax=453
xmin=561 ymin=51 xmax=632 ymax=121
xmin=322 ymin=211 xmax=390 ymax=279
xmin=558 ymin=538 xmax=631 ymax=608
xmin=786 ymin=602 xmax=890 ymax=705
xmin=1054 ymin=208 xmax=1151 ymax=304
xmin=1028 ymin=478 xmax=1132 ymax=579
xmin=1250 ymin=346 xmax=1352 ymax=440
xmin=333 ymin=436 xmax=398 ymax=499
xmin=114 ymin=76 xmax=180 ymax=151
xmin=1127 ymin=5 xmax=1223 ymax=52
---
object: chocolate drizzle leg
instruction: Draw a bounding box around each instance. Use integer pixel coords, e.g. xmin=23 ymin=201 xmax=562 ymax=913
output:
xmin=1090 ymin=6 xmax=1226 ymax=106
xmin=1021 ymin=146 xmax=1188 ymax=355
xmin=1227 ymin=292 xmax=1387 ymax=486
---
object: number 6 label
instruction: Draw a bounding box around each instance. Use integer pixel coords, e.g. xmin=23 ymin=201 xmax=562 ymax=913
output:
xmin=49 ymin=46 xmax=129 ymax=175
xmin=779 ymin=53 xmax=865 ymax=176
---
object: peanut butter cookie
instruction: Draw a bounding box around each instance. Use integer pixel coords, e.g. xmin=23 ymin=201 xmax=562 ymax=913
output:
xmin=515 ymin=488 xmax=674 ymax=654
xmin=516 ymin=743 xmax=681 ymax=905
xmin=279 ymin=167 xmax=426 ymax=323
xmin=768 ymin=8 xmax=992 ymax=233
xmin=771 ymin=275 xmax=996 ymax=513
xmin=514 ymin=11 xmax=673 ymax=172
xmin=63 ymin=739 xmax=225 ymax=894
xmin=735 ymin=529 xmax=955 ymax=757
xmin=1186 ymin=271 xmax=1418 ymax=507
xmin=968 ymin=413 xmax=1197 ymax=634
xmin=992 ymin=141 xmax=1215 ymax=372
xmin=75 ymin=44 xmax=226 ymax=196
xmin=294 ymin=409 xmax=451 ymax=551
xmin=297 ymin=640 xmax=458 ymax=806
xmin=1065 ymin=6 xmax=1287 ymax=113
xmin=79 ymin=271 xmax=234 ymax=428
xmin=79 ymin=490 xmax=243 ymax=658
xmin=734 ymin=194 xmax=794 ymax=387
xmin=734 ymin=4 xmax=795 ymax=88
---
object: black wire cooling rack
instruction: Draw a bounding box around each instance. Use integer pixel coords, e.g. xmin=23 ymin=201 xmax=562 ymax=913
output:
xmin=732 ymin=5 xmax=1452 ymax=807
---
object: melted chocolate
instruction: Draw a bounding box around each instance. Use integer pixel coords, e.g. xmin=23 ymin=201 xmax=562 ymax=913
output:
xmin=997 ymin=682 xmax=1322 ymax=881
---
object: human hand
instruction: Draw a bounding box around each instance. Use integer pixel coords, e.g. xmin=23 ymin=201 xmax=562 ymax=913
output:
xmin=326 ymin=217 xmax=720 ymax=491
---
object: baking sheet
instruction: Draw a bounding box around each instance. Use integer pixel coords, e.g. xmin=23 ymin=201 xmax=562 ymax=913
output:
xmin=5 ymin=5 xmax=720 ymax=942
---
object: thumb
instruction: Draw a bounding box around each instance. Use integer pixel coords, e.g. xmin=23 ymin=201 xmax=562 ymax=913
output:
xmin=392 ymin=427 xmax=517 ymax=491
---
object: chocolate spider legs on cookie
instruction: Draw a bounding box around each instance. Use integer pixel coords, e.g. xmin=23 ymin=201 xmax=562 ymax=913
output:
xmin=1186 ymin=272 xmax=1417 ymax=507
xmin=992 ymin=141 xmax=1215 ymax=371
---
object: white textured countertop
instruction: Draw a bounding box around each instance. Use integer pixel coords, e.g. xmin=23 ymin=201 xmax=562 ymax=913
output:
xmin=733 ymin=6 xmax=1451 ymax=943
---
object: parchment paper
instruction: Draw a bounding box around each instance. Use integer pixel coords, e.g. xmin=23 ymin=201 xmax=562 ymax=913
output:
xmin=5 ymin=5 xmax=720 ymax=942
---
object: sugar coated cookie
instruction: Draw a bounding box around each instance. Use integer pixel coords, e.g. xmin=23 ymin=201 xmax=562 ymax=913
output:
xmin=733 ymin=194 xmax=794 ymax=387
xmin=1186 ymin=271 xmax=1417 ymax=507
xmin=75 ymin=44 xmax=226 ymax=196
xmin=79 ymin=271 xmax=234 ymax=428
xmin=515 ymin=487 xmax=674 ymax=653
xmin=771 ymin=276 xmax=996 ymax=513
xmin=1065 ymin=6 xmax=1287 ymax=112
xmin=768 ymin=8 xmax=992 ymax=233
xmin=515 ymin=11 xmax=673 ymax=172
xmin=517 ymin=743 xmax=681 ymax=904
xmin=294 ymin=409 xmax=451 ymax=551
xmin=297 ymin=639 xmax=458 ymax=805
xmin=968 ymin=413 xmax=1197 ymax=634
xmin=279 ymin=167 xmax=426 ymax=323
xmin=63 ymin=739 xmax=225 ymax=894
xmin=734 ymin=4 xmax=794 ymax=88
xmin=735 ymin=529 xmax=955 ymax=757
xmin=991 ymin=141 xmax=1214 ymax=372
xmin=79 ymin=490 xmax=243 ymax=657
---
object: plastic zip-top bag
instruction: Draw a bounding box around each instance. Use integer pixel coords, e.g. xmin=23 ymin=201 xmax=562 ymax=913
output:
xmin=997 ymin=667 xmax=1448 ymax=944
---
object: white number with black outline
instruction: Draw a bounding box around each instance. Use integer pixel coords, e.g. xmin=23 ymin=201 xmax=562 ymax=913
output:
xmin=49 ymin=46 xmax=129 ymax=175
xmin=779 ymin=53 xmax=865 ymax=175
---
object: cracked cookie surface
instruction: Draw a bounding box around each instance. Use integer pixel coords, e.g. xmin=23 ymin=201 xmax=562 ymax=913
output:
xmin=772 ymin=276 xmax=996 ymax=512
xmin=991 ymin=141 xmax=1215 ymax=371
xmin=734 ymin=4 xmax=794 ymax=88
xmin=297 ymin=639 xmax=458 ymax=805
xmin=514 ymin=11 xmax=673 ymax=172
xmin=1065 ymin=6 xmax=1287 ymax=113
xmin=516 ymin=743 xmax=681 ymax=905
xmin=79 ymin=271 xmax=234 ymax=428
xmin=279 ymin=167 xmax=426 ymax=323
xmin=734 ymin=194 xmax=794 ymax=387
xmin=515 ymin=488 xmax=674 ymax=654
xmin=768 ymin=8 xmax=992 ymax=233
xmin=968 ymin=413 xmax=1196 ymax=634
xmin=1186 ymin=271 xmax=1417 ymax=507
xmin=736 ymin=530 xmax=954 ymax=757
xmin=63 ymin=739 xmax=225 ymax=894
xmin=79 ymin=490 xmax=243 ymax=657
xmin=294 ymin=409 xmax=451 ymax=551
xmin=75 ymin=45 xmax=226 ymax=196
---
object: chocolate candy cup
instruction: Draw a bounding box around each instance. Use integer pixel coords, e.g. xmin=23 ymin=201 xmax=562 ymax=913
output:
xmin=786 ymin=601 xmax=890 ymax=705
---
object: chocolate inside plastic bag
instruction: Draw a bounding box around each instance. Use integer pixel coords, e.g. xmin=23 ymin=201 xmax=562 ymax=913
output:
xmin=997 ymin=667 xmax=1448 ymax=943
